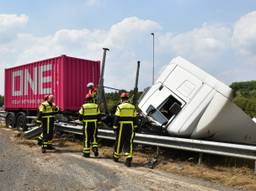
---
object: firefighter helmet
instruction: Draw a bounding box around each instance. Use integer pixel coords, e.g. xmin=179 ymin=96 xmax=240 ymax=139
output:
xmin=120 ymin=92 xmax=129 ymax=98
xmin=87 ymin=82 xmax=94 ymax=88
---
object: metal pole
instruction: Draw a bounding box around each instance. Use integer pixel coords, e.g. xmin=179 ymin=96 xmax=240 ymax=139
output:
xmin=100 ymin=48 xmax=109 ymax=85
xmin=151 ymin=33 xmax=155 ymax=85
xmin=254 ymin=160 xmax=256 ymax=174
xmin=132 ymin=61 xmax=140 ymax=106
xmin=98 ymin=48 xmax=109 ymax=114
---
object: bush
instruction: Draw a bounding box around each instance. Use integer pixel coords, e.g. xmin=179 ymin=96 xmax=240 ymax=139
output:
xmin=0 ymin=95 xmax=3 ymax=107
xmin=230 ymin=81 xmax=256 ymax=117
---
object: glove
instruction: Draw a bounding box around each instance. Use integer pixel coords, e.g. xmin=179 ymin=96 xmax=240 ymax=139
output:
xmin=113 ymin=125 xmax=118 ymax=131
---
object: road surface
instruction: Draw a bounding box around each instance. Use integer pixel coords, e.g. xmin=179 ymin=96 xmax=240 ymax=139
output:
xmin=0 ymin=127 xmax=238 ymax=191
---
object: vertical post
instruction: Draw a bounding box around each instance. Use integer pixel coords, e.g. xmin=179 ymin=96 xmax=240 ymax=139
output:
xmin=156 ymin=146 xmax=160 ymax=157
xmin=132 ymin=61 xmax=140 ymax=107
xmin=198 ymin=153 xmax=203 ymax=165
xmin=98 ymin=48 xmax=109 ymax=114
xmin=151 ymin=32 xmax=155 ymax=85
xmin=254 ymin=160 xmax=256 ymax=174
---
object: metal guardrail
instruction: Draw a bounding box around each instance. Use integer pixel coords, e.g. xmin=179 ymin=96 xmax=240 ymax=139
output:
xmin=55 ymin=122 xmax=256 ymax=161
xmin=1 ymin=111 xmax=256 ymax=172
xmin=0 ymin=111 xmax=6 ymax=122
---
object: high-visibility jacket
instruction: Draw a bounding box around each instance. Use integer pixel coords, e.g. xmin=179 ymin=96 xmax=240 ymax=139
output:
xmin=38 ymin=101 xmax=59 ymax=119
xmin=88 ymin=87 xmax=97 ymax=103
xmin=79 ymin=103 xmax=100 ymax=121
xmin=113 ymin=102 xmax=137 ymax=129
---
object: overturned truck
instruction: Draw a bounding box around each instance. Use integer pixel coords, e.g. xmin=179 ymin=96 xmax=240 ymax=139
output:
xmin=5 ymin=54 xmax=256 ymax=146
xmin=138 ymin=57 xmax=256 ymax=145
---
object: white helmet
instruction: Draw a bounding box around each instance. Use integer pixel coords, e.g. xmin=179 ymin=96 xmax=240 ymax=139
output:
xmin=87 ymin=82 xmax=94 ymax=88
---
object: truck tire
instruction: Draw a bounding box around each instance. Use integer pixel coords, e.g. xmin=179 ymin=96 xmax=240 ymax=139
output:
xmin=6 ymin=112 xmax=15 ymax=128
xmin=16 ymin=112 xmax=27 ymax=131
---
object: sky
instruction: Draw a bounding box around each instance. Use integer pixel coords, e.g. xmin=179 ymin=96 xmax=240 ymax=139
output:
xmin=0 ymin=0 xmax=256 ymax=95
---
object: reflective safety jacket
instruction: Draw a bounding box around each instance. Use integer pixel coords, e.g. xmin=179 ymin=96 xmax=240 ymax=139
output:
xmin=79 ymin=103 xmax=101 ymax=122
xmin=38 ymin=101 xmax=59 ymax=120
xmin=89 ymin=87 xmax=97 ymax=103
xmin=113 ymin=102 xmax=137 ymax=129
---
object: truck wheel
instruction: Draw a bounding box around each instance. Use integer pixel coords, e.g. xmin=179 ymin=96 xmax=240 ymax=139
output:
xmin=6 ymin=112 xmax=15 ymax=128
xmin=16 ymin=112 xmax=27 ymax=131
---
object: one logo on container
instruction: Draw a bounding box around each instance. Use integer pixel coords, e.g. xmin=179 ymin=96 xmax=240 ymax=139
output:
xmin=12 ymin=64 xmax=52 ymax=96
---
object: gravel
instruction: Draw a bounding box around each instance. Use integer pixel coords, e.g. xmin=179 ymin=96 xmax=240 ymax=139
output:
xmin=0 ymin=127 xmax=239 ymax=191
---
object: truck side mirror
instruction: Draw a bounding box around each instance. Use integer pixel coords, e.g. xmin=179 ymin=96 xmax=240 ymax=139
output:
xmin=169 ymin=102 xmax=182 ymax=115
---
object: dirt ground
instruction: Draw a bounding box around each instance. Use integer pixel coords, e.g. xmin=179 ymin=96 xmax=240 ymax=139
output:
xmin=100 ymin=145 xmax=256 ymax=191
xmin=51 ymin=133 xmax=256 ymax=191
xmin=156 ymin=157 xmax=256 ymax=191
xmin=0 ymin=125 xmax=255 ymax=191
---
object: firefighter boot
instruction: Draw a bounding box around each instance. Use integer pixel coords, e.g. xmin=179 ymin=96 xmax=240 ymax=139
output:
xmin=37 ymin=139 xmax=43 ymax=146
xmin=125 ymin=158 xmax=132 ymax=167
xmin=83 ymin=153 xmax=90 ymax=158
xmin=113 ymin=156 xmax=119 ymax=162
xmin=41 ymin=147 xmax=46 ymax=153
xmin=37 ymin=135 xmax=43 ymax=146
xmin=46 ymin=145 xmax=55 ymax=150
xmin=92 ymin=147 xmax=99 ymax=157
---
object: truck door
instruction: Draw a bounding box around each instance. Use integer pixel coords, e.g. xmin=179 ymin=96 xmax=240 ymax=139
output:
xmin=142 ymin=85 xmax=185 ymax=126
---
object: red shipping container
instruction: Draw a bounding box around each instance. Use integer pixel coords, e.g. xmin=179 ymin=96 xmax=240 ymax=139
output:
xmin=4 ymin=55 xmax=100 ymax=112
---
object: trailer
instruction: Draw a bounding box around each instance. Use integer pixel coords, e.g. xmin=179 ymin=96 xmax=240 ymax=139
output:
xmin=138 ymin=57 xmax=256 ymax=145
xmin=4 ymin=55 xmax=100 ymax=131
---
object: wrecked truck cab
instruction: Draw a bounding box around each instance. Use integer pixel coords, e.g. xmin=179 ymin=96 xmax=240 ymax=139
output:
xmin=138 ymin=57 xmax=256 ymax=145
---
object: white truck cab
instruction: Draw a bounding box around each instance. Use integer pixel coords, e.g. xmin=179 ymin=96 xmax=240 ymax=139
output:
xmin=139 ymin=57 xmax=256 ymax=145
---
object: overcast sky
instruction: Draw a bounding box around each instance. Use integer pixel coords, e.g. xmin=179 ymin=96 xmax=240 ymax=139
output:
xmin=0 ymin=0 xmax=256 ymax=95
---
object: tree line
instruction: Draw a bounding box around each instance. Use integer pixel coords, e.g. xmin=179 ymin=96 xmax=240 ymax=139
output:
xmin=230 ymin=81 xmax=256 ymax=117
xmin=0 ymin=95 xmax=3 ymax=107
xmin=0 ymin=80 xmax=255 ymax=117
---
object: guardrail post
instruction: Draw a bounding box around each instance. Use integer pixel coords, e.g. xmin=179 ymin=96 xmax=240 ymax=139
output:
xmin=156 ymin=146 xmax=160 ymax=157
xmin=198 ymin=153 xmax=203 ymax=165
xmin=254 ymin=160 xmax=256 ymax=174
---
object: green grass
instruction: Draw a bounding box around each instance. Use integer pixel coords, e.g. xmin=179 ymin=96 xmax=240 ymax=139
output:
xmin=233 ymin=95 xmax=256 ymax=117
xmin=230 ymin=81 xmax=256 ymax=117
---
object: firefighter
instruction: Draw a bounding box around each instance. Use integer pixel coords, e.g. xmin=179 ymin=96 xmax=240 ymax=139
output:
xmin=79 ymin=93 xmax=101 ymax=157
xmin=87 ymin=82 xmax=97 ymax=103
xmin=38 ymin=95 xmax=59 ymax=153
xmin=37 ymin=95 xmax=50 ymax=146
xmin=113 ymin=92 xmax=138 ymax=167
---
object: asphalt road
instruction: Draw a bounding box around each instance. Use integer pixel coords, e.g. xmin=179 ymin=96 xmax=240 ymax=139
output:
xmin=0 ymin=127 xmax=238 ymax=191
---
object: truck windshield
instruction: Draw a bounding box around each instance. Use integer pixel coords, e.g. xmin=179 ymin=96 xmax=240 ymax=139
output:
xmin=146 ymin=105 xmax=168 ymax=126
xmin=157 ymin=95 xmax=182 ymax=120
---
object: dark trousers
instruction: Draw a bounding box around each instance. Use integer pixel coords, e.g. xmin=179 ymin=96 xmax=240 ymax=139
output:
xmin=83 ymin=121 xmax=98 ymax=154
xmin=42 ymin=116 xmax=55 ymax=147
xmin=114 ymin=122 xmax=135 ymax=160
